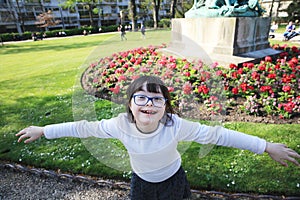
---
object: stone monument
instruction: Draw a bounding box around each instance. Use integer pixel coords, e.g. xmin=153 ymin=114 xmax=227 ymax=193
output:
xmin=164 ymin=0 xmax=281 ymax=66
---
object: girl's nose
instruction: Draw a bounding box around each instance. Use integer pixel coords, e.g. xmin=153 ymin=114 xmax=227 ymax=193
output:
xmin=145 ymin=99 xmax=153 ymax=106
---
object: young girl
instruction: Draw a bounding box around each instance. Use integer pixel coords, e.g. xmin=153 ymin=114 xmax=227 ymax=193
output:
xmin=17 ymin=76 xmax=300 ymax=200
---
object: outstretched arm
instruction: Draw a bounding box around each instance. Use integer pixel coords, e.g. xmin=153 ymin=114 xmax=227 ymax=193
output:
xmin=16 ymin=126 xmax=44 ymax=143
xmin=265 ymin=142 xmax=300 ymax=167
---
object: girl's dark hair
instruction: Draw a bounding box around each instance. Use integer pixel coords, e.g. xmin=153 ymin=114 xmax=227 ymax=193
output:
xmin=126 ymin=76 xmax=175 ymax=125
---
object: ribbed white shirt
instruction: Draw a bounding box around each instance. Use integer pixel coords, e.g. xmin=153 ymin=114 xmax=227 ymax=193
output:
xmin=44 ymin=113 xmax=266 ymax=183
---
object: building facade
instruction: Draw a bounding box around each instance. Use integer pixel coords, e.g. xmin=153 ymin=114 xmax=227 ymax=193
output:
xmin=0 ymin=0 xmax=170 ymax=34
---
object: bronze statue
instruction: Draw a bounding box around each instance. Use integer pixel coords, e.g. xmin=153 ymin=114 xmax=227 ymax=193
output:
xmin=185 ymin=0 xmax=265 ymax=18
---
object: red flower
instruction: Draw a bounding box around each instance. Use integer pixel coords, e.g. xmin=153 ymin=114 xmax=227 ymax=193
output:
xmin=251 ymin=71 xmax=260 ymax=80
xmin=290 ymin=57 xmax=298 ymax=64
xmin=282 ymin=85 xmax=291 ymax=93
xmin=130 ymin=57 xmax=136 ymax=63
xmin=240 ymin=82 xmax=248 ymax=92
xmin=283 ymin=102 xmax=295 ymax=113
xmin=260 ymin=85 xmax=273 ymax=94
xmin=258 ymin=64 xmax=266 ymax=71
xmin=237 ymin=68 xmax=243 ymax=75
xmin=243 ymin=62 xmax=254 ymax=69
xmin=229 ymin=63 xmax=238 ymax=69
xmin=198 ymin=85 xmax=209 ymax=94
xmin=231 ymin=71 xmax=238 ymax=79
xmin=110 ymin=85 xmax=120 ymax=94
xmin=282 ymin=74 xmax=292 ymax=83
xmin=232 ymin=87 xmax=239 ymax=95
xmin=267 ymin=73 xmax=276 ymax=79
xmin=291 ymin=46 xmax=299 ymax=53
xmin=183 ymin=71 xmax=191 ymax=77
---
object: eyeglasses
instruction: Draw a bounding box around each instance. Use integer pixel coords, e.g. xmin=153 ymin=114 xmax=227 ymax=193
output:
xmin=132 ymin=94 xmax=167 ymax=108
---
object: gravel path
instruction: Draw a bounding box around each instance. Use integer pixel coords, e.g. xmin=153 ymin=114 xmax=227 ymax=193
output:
xmin=1 ymin=165 xmax=298 ymax=200
xmin=0 ymin=168 xmax=130 ymax=200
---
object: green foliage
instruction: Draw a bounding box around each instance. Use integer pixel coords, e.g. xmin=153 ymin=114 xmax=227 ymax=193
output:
xmin=0 ymin=25 xmax=119 ymax=42
xmin=158 ymin=18 xmax=171 ymax=28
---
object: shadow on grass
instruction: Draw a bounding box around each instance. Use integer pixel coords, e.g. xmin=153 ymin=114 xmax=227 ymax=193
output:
xmin=0 ymin=34 xmax=117 ymax=55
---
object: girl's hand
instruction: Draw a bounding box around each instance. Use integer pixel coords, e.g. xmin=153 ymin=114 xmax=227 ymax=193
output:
xmin=265 ymin=142 xmax=300 ymax=167
xmin=16 ymin=126 xmax=44 ymax=143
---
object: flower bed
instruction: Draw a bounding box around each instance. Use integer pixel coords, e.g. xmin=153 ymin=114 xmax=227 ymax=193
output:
xmin=81 ymin=44 xmax=300 ymax=123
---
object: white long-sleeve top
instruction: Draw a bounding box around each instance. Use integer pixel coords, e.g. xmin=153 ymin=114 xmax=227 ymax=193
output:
xmin=44 ymin=113 xmax=266 ymax=183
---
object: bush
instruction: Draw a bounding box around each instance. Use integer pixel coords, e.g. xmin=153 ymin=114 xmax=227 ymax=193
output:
xmin=158 ymin=18 xmax=171 ymax=28
xmin=0 ymin=25 xmax=119 ymax=42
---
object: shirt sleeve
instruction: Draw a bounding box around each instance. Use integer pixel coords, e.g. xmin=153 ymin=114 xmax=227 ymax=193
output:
xmin=176 ymin=117 xmax=266 ymax=154
xmin=44 ymin=118 xmax=119 ymax=139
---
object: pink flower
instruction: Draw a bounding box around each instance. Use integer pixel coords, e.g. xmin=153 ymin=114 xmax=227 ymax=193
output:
xmin=168 ymin=87 xmax=174 ymax=93
xmin=109 ymin=62 xmax=116 ymax=68
xmin=140 ymin=67 xmax=149 ymax=73
xmin=182 ymin=82 xmax=192 ymax=95
xmin=265 ymin=56 xmax=272 ymax=62
xmin=118 ymin=75 xmax=126 ymax=82
xmin=128 ymin=67 xmax=135 ymax=73
xmin=115 ymin=68 xmax=124 ymax=74
xmin=251 ymin=71 xmax=260 ymax=80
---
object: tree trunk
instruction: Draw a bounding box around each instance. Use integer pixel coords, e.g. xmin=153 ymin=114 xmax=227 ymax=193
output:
xmin=88 ymin=3 xmax=94 ymax=26
xmin=152 ymin=0 xmax=160 ymax=29
xmin=170 ymin=0 xmax=177 ymax=19
xmin=269 ymin=0 xmax=275 ymax=17
xmin=129 ymin=0 xmax=137 ymax=31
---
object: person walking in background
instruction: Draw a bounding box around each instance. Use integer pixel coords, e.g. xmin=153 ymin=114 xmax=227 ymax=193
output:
xmin=141 ymin=24 xmax=146 ymax=39
xmin=119 ymin=24 xmax=127 ymax=41
xmin=16 ymin=76 xmax=300 ymax=200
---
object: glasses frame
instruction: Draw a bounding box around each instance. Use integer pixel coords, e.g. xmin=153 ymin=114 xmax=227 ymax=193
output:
xmin=132 ymin=94 xmax=167 ymax=108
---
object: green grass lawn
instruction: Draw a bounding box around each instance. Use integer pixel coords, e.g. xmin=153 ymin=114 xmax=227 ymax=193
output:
xmin=0 ymin=30 xmax=299 ymax=196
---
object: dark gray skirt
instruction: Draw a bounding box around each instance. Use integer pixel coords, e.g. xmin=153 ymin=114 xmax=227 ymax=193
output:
xmin=130 ymin=166 xmax=191 ymax=200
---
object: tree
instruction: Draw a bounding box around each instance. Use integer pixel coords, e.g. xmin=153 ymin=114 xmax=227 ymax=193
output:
xmin=35 ymin=10 xmax=60 ymax=28
xmin=129 ymin=0 xmax=137 ymax=31
xmin=64 ymin=0 xmax=97 ymax=26
xmin=174 ymin=0 xmax=193 ymax=18
xmin=285 ymin=0 xmax=300 ymax=22
xmin=151 ymin=0 xmax=161 ymax=28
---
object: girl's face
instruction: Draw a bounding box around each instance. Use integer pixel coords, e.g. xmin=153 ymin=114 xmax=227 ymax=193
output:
xmin=129 ymin=83 xmax=166 ymax=133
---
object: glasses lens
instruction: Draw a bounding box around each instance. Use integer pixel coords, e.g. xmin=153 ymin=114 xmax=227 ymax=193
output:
xmin=133 ymin=95 xmax=166 ymax=107
xmin=152 ymin=97 xmax=165 ymax=107
xmin=134 ymin=95 xmax=148 ymax=105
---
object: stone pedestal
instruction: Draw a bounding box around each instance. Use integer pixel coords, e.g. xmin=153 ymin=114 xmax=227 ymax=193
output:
xmin=163 ymin=17 xmax=281 ymax=66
